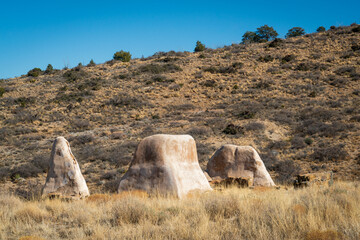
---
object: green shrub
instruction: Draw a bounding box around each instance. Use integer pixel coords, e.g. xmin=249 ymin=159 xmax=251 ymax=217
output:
xmin=316 ymin=26 xmax=326 ymax=32
xmin=352 ymin=25 xmax=360 ymax=33
xmin=194 ymin=41 xmax=206 ymax=52
xmin=63 ymin=68 xmax=89 ymax=82
xmin=268 ymin=38 xmax=284 ymax=48
xmin=242 ymin=31 xmax=260 ymax=43
xmin=88 ymin=59 xmax=96 ymax=67
xmin=304 ymin=138 xmax=313 ymax=145
xmin=0 ymin=87 xmax=5 ymax=97
xmin=223 ymin=124 xmax=244 ymax=135
xmin=27 ymin=68 xmax=42 ymax=77
xmin=256 ymin=25 xmax=278 ymax=41
xmin=281 ymin=54 xmax=296 ymax=63
xmin=113 ymin=50 xmax=132 ymax=62
xmin=286 ymin=27 xmax=305 ymax=38
xmin=44 ymin=64 xmax=53 ymax=74
xmin=15 ymin=97 xmax=36 ymax=107
xmin=258 ymin=55 xmax=274 ymax=62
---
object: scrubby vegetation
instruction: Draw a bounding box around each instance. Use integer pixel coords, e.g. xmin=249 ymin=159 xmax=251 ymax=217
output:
xmin=0 ymin=182 xmax=359 ymax=239
xmin=113 ymin=50 xmax=131 ymax=62
xmin=194 ymin=41 xmax=206 ymax=52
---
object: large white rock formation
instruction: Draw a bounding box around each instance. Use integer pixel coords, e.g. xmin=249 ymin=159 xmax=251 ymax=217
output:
xmin=42 ymin=137 xmax=89 ymax=199
xmin=118 ymin=134 xmax=212 ymax=198
xmin=206 ymin=145 xmax=275 ymax=186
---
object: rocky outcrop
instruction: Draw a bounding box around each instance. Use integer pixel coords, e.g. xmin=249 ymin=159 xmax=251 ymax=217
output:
xmin=42 ymin=137 xmax=89 ymax=199
xmin=118 ymin=134 xmax=212 ymax=198
xmin=206 ymin=144 xmax=275 ymax=187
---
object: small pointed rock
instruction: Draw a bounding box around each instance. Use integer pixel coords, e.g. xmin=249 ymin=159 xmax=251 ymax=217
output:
xmin=42 ymin=137 xmax=89 ymax=199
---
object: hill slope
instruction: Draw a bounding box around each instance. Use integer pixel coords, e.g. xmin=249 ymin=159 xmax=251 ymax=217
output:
xmin=0 ymin=25 xmax=359 ymax=196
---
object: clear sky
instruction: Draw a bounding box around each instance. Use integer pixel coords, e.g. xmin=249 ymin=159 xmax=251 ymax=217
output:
xmin=1 ymin=0 xmax=359 ymax=79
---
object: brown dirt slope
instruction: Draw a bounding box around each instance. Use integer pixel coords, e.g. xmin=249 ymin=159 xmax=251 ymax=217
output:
xmin=0 ymin=25 xmax=359 ymax=196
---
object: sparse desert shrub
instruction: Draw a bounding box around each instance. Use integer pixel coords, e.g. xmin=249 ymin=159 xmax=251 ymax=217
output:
xmin=291 ymin=136 xmax=306 ymax=149
xmin=0 ymin=87 xmax=5 ymax=97
xmin=298 ymin=120 xmax=352 ymax=137
xmin=68 ymin=134 xmax=94 ymax=146
xmin=155 ymin=56 xmax=180 ymax=62
xmin=311 ymin=144 xmax=348 ymax=162
xmin=330 ymin=26 xmax=336 ymax=30
xmin=5 ymin=109 xmax=39 ymax=125
xmin=275 ymin=160 xmax=301 ymax=184
xmin=267 ymin=67 xmax=281 ymax=74
xmin=304 ymin=138 xmax=313 ymax=145
xmin=202 ymin=80 xmax=216 ymax=87
xmin=352 ymin=25 xmax=360 ymax=32
xmin=10 ymin=163 xmax=43 ymax=179
xmin=27 ymin=68 xmax=42 ymax=77
xmin=260 ymin=150 xmax=279 ymax=171
xmin=296 ymin=63 xmax=310 ymax=71
xmin=52 ymin=91 xmax=91 ymax=103
xmin=223 ymin=123 xmax=244 ymax=135
xmin=267 ymin=140 xmax=290 ymax=150
xmin=168 ymin=83 xmax=181 ymax=91
xmin=187 ymin=126 xmax=212 ymax=137
xmin=253 ymin=79 xmax=272 ymax=89
xmin=334 ymin=66 xmax=356 ymax=76
xmin=194 ymin=41 xmax=206 ymax=52
xmin=299 ymin=107 xmax=339 ymax=121
xmin=70 ymin=118 xmax=90 ymax=131
xmin=167 ymin=103 xmax=195 ymax=111
xmin=244 ymin=122 xmax=265 ymax=131
xmin=150 ymin=75 xmax=175 ymax=84
xmin=113 ymin=50 xmax=131 ymax=62
xmin=203 ymin=66 xmax=218 ymax=74
xmin=108 ymin=92 xmax=148 ymax=109
xmin=217 ymin=62 xmax=243 ymax=74
xmin=77 ymin=77 xmax=103 ymax=91
xmin=138 ymin=63 xmax=182 ymax=74
xmin=281 ymin=54 xmax=296 ymax=63
xmin=268 ymin=38 xmax=284 ymax=48
xmin=258 ymin=55 xmax=274 ymax=62
xmin=63 ymin=68 xmax=89 ymax=82
xmin=235 ymin=110 xmax=256 ymax=119
xmin=286 ymin=27 xmax=305 ymax=38
xmin=317 ymin=26 xmax=326 ymax=32
xmin=87 ymin=59 xmax=96 ymax=67
xmin=100 ymin=170 xmax=118 ymax=180
xmin=44 ymin=64 xmax=53 ymax=74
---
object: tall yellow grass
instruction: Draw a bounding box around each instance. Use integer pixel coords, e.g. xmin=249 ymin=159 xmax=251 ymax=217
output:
xmin=0 ymin=182 xmax=359 ymax=240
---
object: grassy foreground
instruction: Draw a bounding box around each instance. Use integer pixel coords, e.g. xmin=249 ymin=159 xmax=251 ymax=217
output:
xmin=0 ymin=182 xmax=359 ymax=240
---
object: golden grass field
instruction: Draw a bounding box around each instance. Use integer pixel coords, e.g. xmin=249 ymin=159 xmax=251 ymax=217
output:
xmin=1 ymin=181 xmax=359 ymax=240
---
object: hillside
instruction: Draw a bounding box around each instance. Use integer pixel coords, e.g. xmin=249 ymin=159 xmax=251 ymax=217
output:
xmin=0 ymin=25 xmax=359 ymax=197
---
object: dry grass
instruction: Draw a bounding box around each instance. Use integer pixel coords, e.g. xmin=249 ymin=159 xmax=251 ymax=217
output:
xmin=0 ymin=181 xmax=359 ymax=240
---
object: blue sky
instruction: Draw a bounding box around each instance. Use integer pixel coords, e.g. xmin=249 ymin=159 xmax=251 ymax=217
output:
xmin=1 ymin=0 xmax=359 ymax=79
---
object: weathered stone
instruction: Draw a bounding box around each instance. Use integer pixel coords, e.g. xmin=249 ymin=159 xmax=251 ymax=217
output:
xmin=42 ymin=137 xmax=89 ymax=199
xmin=118 ymin=134 xmax=212 ymax=198
xmin=294 ymin=172 xmax=333 ymax=188
xmin=206 ymin=144 xmax=275 ymax=187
